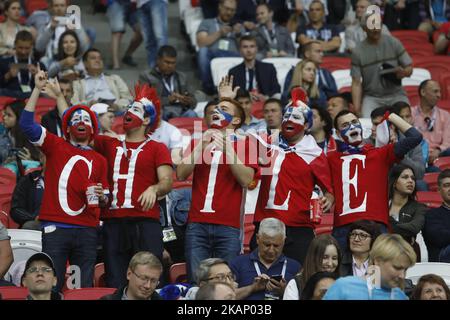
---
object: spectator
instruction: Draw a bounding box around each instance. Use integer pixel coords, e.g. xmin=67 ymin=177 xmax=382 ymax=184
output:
xmin=0 ymin=222 xmax=13 ymax=286
xmin=0 ymin=100 xmax=41 ymax=175
xmin=106 ymin=0 xmax=142 ymax=69
xmin=94 ymin=84 xmax=173 ymax=289
xmin=351 ymin=11 xmax=412 ymax=118
xmin=34 ymin=0 xmax=90 ymax=69
xmin=340 ymin=220 xmax=382 ymax=277
xmin=310 ymin=104 xmax=336 ymax=153
xmin=423 ymin=169 xmax=450 ymax=262
xmin=228 ymin=35 xmax=281 ymax=99
xmin=21 ymin=252 xmax=61 ymax=300
xmin=296 ymin=1 xmax=341 ymax=55
xmin=137 ymin=0 xmax=168 ymax=68
xmin=418 ymin=0 xmax=450 ymax=36
xmin=388 ymin=164 xmax=426 ymax=253
xmin=139 ymin=45 xmax=197 ymax=121
xmin=41 ymin=78 xmax=73 ymax=137
xmin=101 ymin=252 xmax=163 ymax=300
xmin=254 ymin=3 xmax=296 ymax=59
xmin=344 ymin=0 xmax=391 ymax=53
xmin=261 ymin=98 xmax=283 ymax=133
xmin=0 ymin=30 xmax=45 ymax=99
xmin=90 ymin=103 xmax=115 ymax=135
xmin=410 ymin=80 xmax=450 ymax=166
xmin=327 ymin=94 xmax=349 ymax=122
xmin=196 ymin=281 xmax=237 ymax=300
xmin=328 ymin=110 xmax=422 ymax=252
xmin=284 ymin=234 xmax=341 ymax=300
xmin=71 ymin=48 xmax=133 ymax=113
xmin=47 ymin=30 xmax=85 ymax=81
xmin=196 ymin=0 xmax=243 ymax=95
xmin=177 ymin=96 xmax=256 ymax=282
xmin=411 ymin=274 xmax=450 ymax=300
xmin=19 ymin=73 xmax=109 ymax=293
xmin=235 ymin=88 xmax=265 ymax=133
xmin=0 ymin=0 xmax=36 ymax=57
xmin=230 ymin=218 xmax=301 ymax=300
xmin=383 ymin=0 xmax=421 ymax=31
xmin=300 ymin=271 xmax=338 ymax=300
xmin=323 ymin=234 xmax=416 ymax=300
xmin=434 ymin=21 xmax=450 ymax=54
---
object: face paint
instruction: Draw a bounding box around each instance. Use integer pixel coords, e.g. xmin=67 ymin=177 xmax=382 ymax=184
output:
xmin=341 ymin=122 xmax=363 ymax=146
xmin=123 ymin=101 xmax=145 ymax=131
xmin=210 ymin=106 xmax=233 ymax=129
xmin=281 ymin=106 xmax=306 ymax=139
xmin=68 ymin=109 xmax=93 ymax=141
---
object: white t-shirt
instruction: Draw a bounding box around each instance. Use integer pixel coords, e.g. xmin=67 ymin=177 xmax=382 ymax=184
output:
xmin=283 ymin=278 xmax=300 ymax=300
xmin=151 ymin=120 xmax=183 ymax=151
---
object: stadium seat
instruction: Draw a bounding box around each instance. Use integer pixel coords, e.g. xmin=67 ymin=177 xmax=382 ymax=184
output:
xmin=243 ymin=213 xmax=255 ymax=254
xmin=169 ymin=263 xmax=187 ymax=284
xmin=24 ymin=0 xmax=48 ymax=15
xmin=434 ymin=156 xmax=450 ymax=170
xmin=0 ymin=96 xmax=17 ymax=110
xmin=0 ymin=210 xmax=9 ymax=228
xmin=403 ymin=42 xmax=434 ymax=58
xmin=262 ymin=57 xmax=301 ymax=90
xmin=416 ymin=231 xmax=428 ymax=262
xmin=168 ymin=117 xmax=206 ymax=134
xmin=0 ymin=185 xmax=14 ymax=214
xmin=403 ymin=86 xmax=420 ymax=106
xmin=391 ymin=30 xmax=428 ymax=43
xmin=64 ymin=288 xmax=117 ymax=300
xmin=331 ymin=69 xmax=351 ymax=90
xmin=406 ymin=262 xmax=450 ymax=286
xmin=251 ymin=100 xmax=264 ymax=119
xmin=439 ymin=73 xmax=450 ymax=100
xmin=210 ymin=57 xmax=243 ymax=87
xmin=423 ymin=172 xmax=440 ymax=191
xmin=0 ymin=166 xmax=17 ymax=186
xmin=94 ymin=263 xmax=106 ymax=288
xmin=413 ymin=56 xmax=450 ymax=81
xmin=0 ymin=286 xmax=29 ymax=300
xmin=416 ymin=191 xmax=442 ymax=208
xmin=402 ymin=68 xmax=431 ymax=86
xmin=438 ymin=99 xmax=450 ymax=112
xmin=321 ymin=56 xmax=351 ymax=72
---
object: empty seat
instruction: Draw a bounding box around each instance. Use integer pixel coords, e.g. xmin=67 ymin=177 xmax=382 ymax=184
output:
xmin=403 ymin=86 xmax=420 ymax=106
xmin=331 ymin=69 xmax=351 ymax=90
xmin=262 ymin=57 xmax=301 ymax=91
xmin=64 ymin=288 xmax=117 ymax=300
xmin=0 ymin=286 xmax=29 ymax=300
xmin=94 ymin=263 xmax=106 ymax=288
xmin=439 ymin=73 xmax=450 ymax=100
xmin=413 ymin=56 xmax=450 ymax=81
xmin=416 ymin=191 xmax=442 ymax=208
xmin=423 ymin=172 xmax=440 ymax=191
xmin=402 ymin=68 xmax=431 ymax=86
xmin=169 ymin=263 xmax=187 ymax=284
xmin=433 ymin=156 xmax=450 ymax=170
xmin=406 ymin=262 xmax=450 ymax=285
xmin=391 ymin=30 xmax=429 ymax=43
xmin=321 ymin=56 xmax=351 ymax=72
xmin=210 ymin=57 xmax=243 ymax=87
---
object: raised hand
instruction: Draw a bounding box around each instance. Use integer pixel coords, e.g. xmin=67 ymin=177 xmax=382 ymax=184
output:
xmin=218 ymin=75 xmax=239 ymax=99
xmin=34 ymin=65 xmax=48 ymax=90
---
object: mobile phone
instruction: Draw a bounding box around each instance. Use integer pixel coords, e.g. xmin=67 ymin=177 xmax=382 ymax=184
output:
xmin=271 ymin=274 xmax=283 ymax=282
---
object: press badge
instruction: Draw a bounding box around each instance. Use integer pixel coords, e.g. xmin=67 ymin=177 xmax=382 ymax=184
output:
xmin=218 ymin=39 xmax=230 ymax=51
xmin=264 ymin=292 xmax=279 ymax=300
xmin=270 ymin=48 xmax=279 ymax=56
xmin=163 ymin=226 xmax=177 ymax=243
xmin=20 ymin=85 xmax=32 ymax=93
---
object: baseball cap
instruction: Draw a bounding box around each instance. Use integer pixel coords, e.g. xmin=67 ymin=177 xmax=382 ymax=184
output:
xmin=23 ymin=252 xmax=56 ymax=276
xmin=90 ymin=103 xmax=110 ymax=115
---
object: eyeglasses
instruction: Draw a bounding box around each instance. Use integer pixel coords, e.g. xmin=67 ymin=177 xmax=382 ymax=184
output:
xmin=424 ymin=117 xmax=434 ymax=132
xmin=206 ymin=273 xmax=236 ymax=282
xmin=349 ymin=232 xmax=371 ymax=241
xmin=339 ymin=119 xmax=360 ymax=131
xmin=26 ymin=266 xmax=54 ymax=275
xmin=131 ymin=269 xmax=160 ymax=285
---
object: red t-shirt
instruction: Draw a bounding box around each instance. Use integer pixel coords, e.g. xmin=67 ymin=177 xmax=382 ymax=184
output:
xmin=327 ymin=144 xmax=400 ymax=227
xmin=36 ymin=129 xmax=109 ymax=227
xmin=254 ymin=135 xmax=333 ymax=227
xmin=188 ymin=137 xmax=258 ymax=229
xmin=94 ymin=135 xmax=172 ymax=220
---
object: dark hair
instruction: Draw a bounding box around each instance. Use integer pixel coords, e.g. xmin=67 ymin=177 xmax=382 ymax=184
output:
xmin=263 ymin=98 xmax=283 ymax=111
xmin=203 ymin=99 xmax=219 ymax=119
xmin=388 ymin=163 xmax=417 ymax=201
xmin=438 ymin=169 xmax=450 ymax=187
xmin=310 ymin=0 xmax=325 ymax=11
xmin=236 ymin=88 xmax=251 ymax=100
xmin=58 ymin=78 xmax=72 ymax=86
xmin=418 ymin=79 xmax=431 ymax=98
xmin=239 ymin=34 xmax=257 ymax=46
xmin=301 ymin=271 xmax=338 ymax=300
xmin=14 ymin=30 xmax=33 ymax=44
xmin=310 ymin=105 xmax=333 ymax=139
xmin=370 ymin=106 xmax=389 ymax=121
xmin=347 ymin=220 xmax=382 ymax=250
xmin=333 ymin=110 xmax=355 ymax=131
xmin=328 ymin=94 xmax=350 ymax=110
xmin=56 ymin=30 xmax=81 ymax=61
xmin=301 ymin=40 xmax=321 ymax=58
xmin=157 ymin=45 xmax=177 ymax=59
xmin=411 ymin=274 xmax=450 ymax=300
xmin=392 ymin=101 xmax=411 ymax=116
xmin=82 ymin=48 xmax=101 ymax=62
xmin=256 ymin=2 xmax=273 ymax=12
xmin=4 ymin=0 xmax=20 ymax=13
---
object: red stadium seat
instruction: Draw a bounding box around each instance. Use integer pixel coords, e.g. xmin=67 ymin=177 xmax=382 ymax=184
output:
xmin=168 ymin=117 xmax=206 ymax=134
xmin=251 ymin=100 xmax=264 ymax=119
xmin=169 ymin=263 xmax=187 ymax=284
xmin=439 ymin=73 xmax=450 ymax=100
xmin=64 ymin=288 xmax=116 ymax=300
xmin=434 ymin=156 xmax=450 ymax=170
xmin=391 ymin=30 xmax=429 ymax=43
xmin=24 ymin=0 xmax=48 ymax=15
xmin=0 ymin=210 xmax=9 ymax=228
xmin=404 ymin=86 xmax=420 ymax=106
xmin=413 ymin=56 xmax=450 ymax=81
xmin=321 ymin=56 xmax=351 ymax=72
xmin=0 ymin=185 xmax=15 ymax=214
xmin=423 ymin=172 xmax=440 ymax=191
xmin=438 ymin=100 xmax=450 ymax=112
xmin=416 ymin=191 xmax=442 ymax=208
xmin=243 ymin=214 xmax=255 ymax=254
xmin=0 ymin=167 xmax=17 ymax=186
xmin=0 ymin=286 xmax=29 ymax=300
xmin=403 ymin=42 xmax=434 ymax=58
xmin=94 ymin=263 xmax=106 ymax=288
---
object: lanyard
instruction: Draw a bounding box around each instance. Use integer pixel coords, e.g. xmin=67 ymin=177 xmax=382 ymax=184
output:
xmin=262 ymin=25 xmax=278 ymax=48
xmin=245 ymin=67 xmax=257 ymax=91
xmin=216 ymin=18 xmax=231 ymax=38
xmin=415 ymin=106 xmax=437 ymax=132
xmin=162 ymin=75 xmax=175 ymax=94
xmin=122 ymin=137 xmax=151 ymax=162
xmin=14 ymin=55 xmax=31 ymax=86
xmin=253 ymin=259 xmax=287 ymax=278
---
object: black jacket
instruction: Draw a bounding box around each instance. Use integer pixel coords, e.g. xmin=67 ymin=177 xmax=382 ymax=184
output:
xmin=10 ymin=170 xmax=43 ymax=227
xmin=100 ymin=286 xmax=163 ymax=300
xmin=389 ymin=200 xmax=426 ymax=242
xmin=41 ymin=108 xmax=63 ymax=137
xmin=228 ymin=60 xmax=281 ymax=97
xmin=423 ymin=205 xmax=450 ymax=262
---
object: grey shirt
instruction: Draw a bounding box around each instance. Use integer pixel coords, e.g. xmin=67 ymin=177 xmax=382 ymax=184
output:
xmin=351 ymin=35 xmax=412 ymax=97
xmin=196 ymin=18 xmax=242 ymax=53
xmin=0 ymin=222 xmax=9 ymax=240
xmin=254 ymin=24 xmax=296 ymax=60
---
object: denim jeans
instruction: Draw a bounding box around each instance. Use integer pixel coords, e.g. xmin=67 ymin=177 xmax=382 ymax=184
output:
xmin=42 ymin=227 xmax=98 ymax=292
xmin=107 ymin=0 xmax=139 ymax=33
xmin=185 ymin=222 xmax=241 ymax=283
xmin=138 ymin=0 xmax=168 ymax=68
xmin=332 ymin=222 xmax=388 ymax=255
xmin=197 ymin=47 xmax=240 ymax=94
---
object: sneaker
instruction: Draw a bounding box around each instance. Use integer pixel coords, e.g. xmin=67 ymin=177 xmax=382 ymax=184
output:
xmin=122 ymin=56 xmax=138 ymax=67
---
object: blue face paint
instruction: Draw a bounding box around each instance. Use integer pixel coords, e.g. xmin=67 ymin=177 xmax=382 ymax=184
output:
xmin=341 ymin=123 xmax=363 ymax=147
xmin=210 ymin=106 xmax=233 ymax=129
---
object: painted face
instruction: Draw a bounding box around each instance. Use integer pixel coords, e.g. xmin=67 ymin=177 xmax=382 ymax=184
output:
xmin=210 ymin=106 xmax=233 ymax=129
xmin=68 ymin=109 xmax=93 ymax=141
xmin=123 ymin=101 xmax=145 ymax=131
xmin=281 ymin=106 xmax=307 ymax=139
xmin=339 ymin=118 xmax=363 ymax=147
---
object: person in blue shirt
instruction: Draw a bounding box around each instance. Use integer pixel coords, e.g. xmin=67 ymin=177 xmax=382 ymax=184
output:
xmin=323 ymin=233 xmax=417 ymax=300
xmin=229 ymin=217 xmax=301 ymax=300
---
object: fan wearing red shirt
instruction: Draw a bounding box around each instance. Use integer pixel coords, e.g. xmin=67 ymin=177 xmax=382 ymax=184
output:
xmin=177 ymin=97 xmax=257 ymax=282
xmin=328 ymin=110 xmax=422 ymax=252
xmin=252 ymin=88 xmax=334 ymax=265
xmin=19 ymin=70 xmax=109 ymax=292
xmin=94 ymin=83 xmax=173 ymax=289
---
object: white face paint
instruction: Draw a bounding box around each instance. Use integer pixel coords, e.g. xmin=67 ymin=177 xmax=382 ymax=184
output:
xmin=127 ymin=101 xmax=146 ymax=120
xmin=70 ymin=109 xmax=93 ymax=127
xmin=283 ymin=106 xmax=306 ymax=126
xmin=342 ymin=123 xmax=363 ymax=145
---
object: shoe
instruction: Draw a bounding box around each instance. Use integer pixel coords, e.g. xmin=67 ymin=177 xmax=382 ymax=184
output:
xmin=122 ymin=56 xmax=138 ymax=67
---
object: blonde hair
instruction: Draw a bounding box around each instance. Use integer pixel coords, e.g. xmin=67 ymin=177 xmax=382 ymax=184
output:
xmin=128 ymin=251 xmax=163 ymax=272
xmin=289 ymin=59 xmax=320 ymax=99
xmin=369 ymin=234 xmax=416 ymax=267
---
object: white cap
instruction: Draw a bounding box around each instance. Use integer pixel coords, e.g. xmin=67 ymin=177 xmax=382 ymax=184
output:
xmin=90 ymin=103 xmax=110 ymax=115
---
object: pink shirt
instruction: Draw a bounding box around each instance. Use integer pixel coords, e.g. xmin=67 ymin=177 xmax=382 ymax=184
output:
xmin=411 ymin=105 xmax=450 ymax=152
